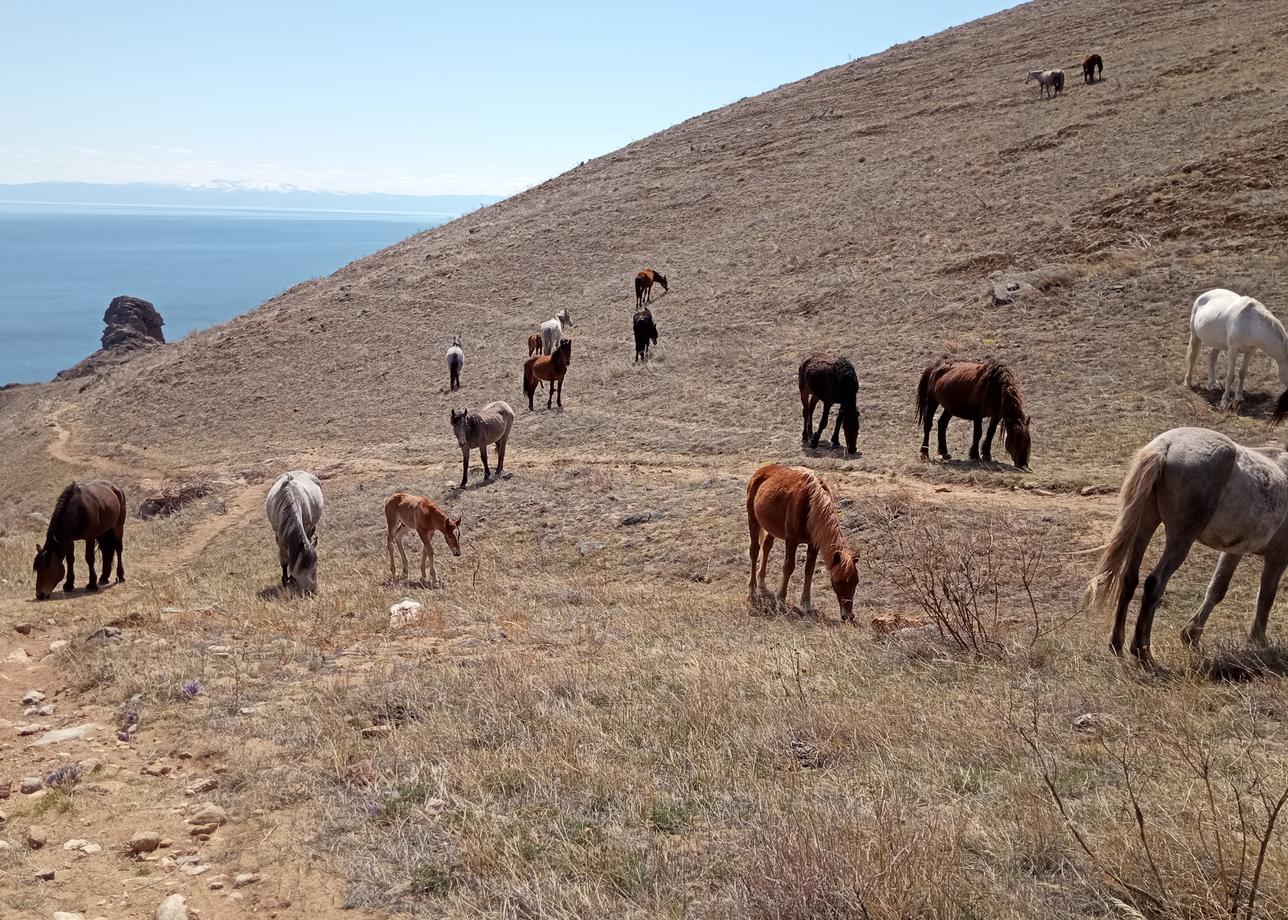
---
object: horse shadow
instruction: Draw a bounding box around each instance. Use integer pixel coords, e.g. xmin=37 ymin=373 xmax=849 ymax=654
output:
xmin=747 ymin=590 xmax=845 ymax=627
xmin=33 ymin=581 xmax=123 ymax=604
xmin=934 ymin=457 xmax=1023 ymax=474
xmin=1191 ymin=386 xmax=1278 ymax=420
xmin=1194 ymin=643 xmax=1288 ymax=682
xmin=449 ymin=471 xmax=513 ymax=493
xmin=256 ymin=583 xmax=309 ymax=601
xmin=801 ymin=443 xmax=862 ymax=460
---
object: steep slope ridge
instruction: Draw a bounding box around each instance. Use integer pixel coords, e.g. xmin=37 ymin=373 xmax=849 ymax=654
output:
xmin=5 ymin=0 xmax=1286 ymax=484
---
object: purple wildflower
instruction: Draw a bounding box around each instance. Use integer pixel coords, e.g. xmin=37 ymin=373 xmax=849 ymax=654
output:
xmin=44 ymin=763 xmax=81 ymax=790
xmin=179 ymin=679 xmax=202 ymax=700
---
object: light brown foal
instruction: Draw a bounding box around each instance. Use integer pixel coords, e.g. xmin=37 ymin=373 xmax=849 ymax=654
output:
xmin=384 ymin=491 xmax=461 ymax=582
xmin=527 ymin=333 xmax=542 ymax=356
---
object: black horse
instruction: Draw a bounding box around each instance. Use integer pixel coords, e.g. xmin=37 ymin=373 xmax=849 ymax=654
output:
xmin=32 ymin=480 xmax=127 ymax=600
xmin=798 ymin=353 xmax=860 ymax=454
xmin=633 ymin=308 xmax=658 ymax=362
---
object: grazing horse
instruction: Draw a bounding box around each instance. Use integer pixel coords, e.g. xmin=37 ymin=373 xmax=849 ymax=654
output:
xmin=746 ymin=464 xmax=859 ymax=621
xmin=798 ymin=353 xmax=860 ymax=455
xmin=633 ymin=308 xmax=658 ymax=362
xmin=540 ymin=309 xmax=573 ymax=355
xmin=384 ymin=491 xmax=461 ymax=582
xmin=265 ymin=471 xmax=324 ymax=593
xmin=32 ymin=480 xmax=126 ymax=600
xmin=524 ymin=338 xmax=572 ymax=410
xmin=527 ymin=333 xmax=543 ymax=357
xmin=1026 ymin=69 xmax=1065 ymax=99
xmin=450 ymin=400 xmax=514 ymax=487
xmin=446 ymin=335 xmax=464 ymax=391
xmin=917 ymin=359 xmax=1032 ymax=469
xmin=635 ymin=269 xmax=668 ymax=308
xmin=1085 ymin=427 xmax=1288 ymax=666
xmin=1184 ymin=288 xmax=1288 ymax=411
xmin=1083 ymin=53 xmax=1103 ymax=84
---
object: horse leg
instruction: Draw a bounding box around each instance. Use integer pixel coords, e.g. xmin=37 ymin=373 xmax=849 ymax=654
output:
xmin=799 ymin=545 xmax=820 ymax=619
xmin=920 ymin=400 xmax=938 ymax=460
xmin=969 ymin=418 xmax=982 ymax=461
xmin=84 ymin=538 xmax=99 ymax=591
xmin=1236 ymin=349 xmax=1253 ymax=404
xmin=281 ymin=560 xmax=289 ymax=586
xmin=778 ymin=541 xmax=798 ymax=606
xmin=1132 ymin=531 xmax=1197 ymax=665
xmin=812 ymin=402 xmax=831 ymax=448
xmin=496 ymin=436 xmax=506 ymax=476
xmin=1206 ymin=347 xmax=1220 ymax=390
xmin=1221 ymin=348 xmax=1239 ymax=408
xmin=1249 ymin=554 xmax=1288 ymax=647
xmin=801 ymin=395 xmax=817 ymax=443
xmin=982 ymin=417 xmax=1001 ymax=462
xmin=556 ymin=376 xmax=563 ymax=408
xmin=758 ymin=534 xmax=774 ymax=595
xmin=937 ymin=411 xmax=953 ymax=460
xmin=114 ymin=529 xmax=125 ymax=582
xmin=460 ymin=446 xmax=470 ymax=488
xmin=547 ymin=378 xmax=555 ymax=409
xmin=480 ymin=444 xmax=491 ymax=479
xmin=97 ymin=534 xmax=115 ymax=588
xmin=830 ymin=409 xmax=844 ymax=448
xmin=1184 ymin=330 xmax=1201 ymax=387
xmin=422 ymin=532 xmax=436 ymax=583
xmin=1110 ymin=518 xmax=1160 ymax=656
xmin=395 ymin=526 xmax=411 ymax=580
xmin=1181 ymin=552 xmax=1241 ymax=648
xmin=64 ymin=547 xmax=76 ymax=592
xmin=747 ymin=516 xmax=762 ymax=601
xmin=386 ymin=526 xmax=399 ymax=579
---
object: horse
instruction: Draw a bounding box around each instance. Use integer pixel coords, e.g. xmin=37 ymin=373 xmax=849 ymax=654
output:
xmin=633 ymin=308 xmax=658 ymax=363
xmin=265 ymin=471 xmax=324 ymax=594
xmin=540 ymin=309 xmax=573 ymax=355
xmin=635 ymin=269 xmax=668 ymax=308
xmin=1085 ymin=427 xmax=1288 ymax=666
xmin=450 ymin=400 xmax=514 ymax=487
xmin=1183 ymin=288 xmax=1288 ymax=412
xmin=384 ymin=491 xmax=461 ymax=582
xmin=746 ymin=464 xmax=859 ymax=621
xmin=524 ymin=338 xmax=572 ymax=410
xmin=1083 ymin=53 xmax=1103 ymax=84
xmin=527 ymin=333 xmax=543 ymax=357
xmin=1026 ymin=69 xmax=1065 ymax=99
xmin=446 ymin=335 xmax=464 ymax=391
xmin=32 ymin=480 xmax=126 ymax=600
xmin=798 ymin=353 xmax=860 ymax=455
xmin=917 ymin=359 xmax=1032 ymax=469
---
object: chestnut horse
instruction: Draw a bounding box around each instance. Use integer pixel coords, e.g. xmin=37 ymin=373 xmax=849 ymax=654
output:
xmin=32 ymin=480 xmax=126 ymax=600
xmin=1083 ymin=53 xmax=1103 ymax=84
xmin=384 ymin=491 xmax=461 ymax=582
xmin=917 ymin=359 xmax=1032 ymax=469
xmin=798 ymin=353 xmax=860 ymax=455
xmin=746 ymin=463 xmax=859 ymax=621
xmin=635 ymin=269 xmax=668 ymax=308
xmin=527 ymin=333 xmax=542 ymax=356
xmin=523 ymin=338 xmax=572 ymax=410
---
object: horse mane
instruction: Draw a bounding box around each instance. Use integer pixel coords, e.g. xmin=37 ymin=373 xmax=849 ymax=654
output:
xmin=802 ymin=472 xmax=848 ymax=563
xmin=982 ymin=360 xmax=1026 ymax=420
xmin=276 ymin=479 xmax=309 ymax=559
xmin=45 ymin=482 xmax=77 ymax=546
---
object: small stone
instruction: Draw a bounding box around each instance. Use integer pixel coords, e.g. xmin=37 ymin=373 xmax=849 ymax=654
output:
xmin=53 ymin=913 xmax=86 ymax=920
xmin=129 ymin=830 xmax=162 ymax=854
xmin=14 ymin=623 xmax=33 ymax=635
xmin=35 ymin=868 xmax=55 ymax=880
xmin=156 ymin=893 xmax=188 ymax=920
xmin=1073 ymin=713 xmax=1104 ymax=733
xmin=78 ymin=758 xmax=100 ymax=775
xmin=32 ymin=723 xmax=98 ymax=746
xmin=233 ymin=872 xmax=261 ymax=888
xmin=26 ymin=824 xmax=48 ymax=849
xmin=159 ymin=837 xmax=173 ymax=848
xmin=186 ymin=802 xmax=227 ymax=836
xmin=21 ymin=777 xmax=43 ymax=794
xmin=21 ymin=689 xmax=45 ymax=705
xmin=208 ymin=876 xmax=227 ymax=890
xmin=619 ymin=512 xmax=652 ymax=526
xmin=47 ymin=641 xmax=68 ymax=654
xmin=180 ymin=863 xmax=209 ymax=877
xmin=7 ymin=648 xmax=31 ymax=663
xmin=0 ymin=839 xmax=12 ymax=853
xmin=388 ymin=599 xmax=423 ymax=628
xmin=62 ymin=837 xmax=90 ymax=849
xmin=142 ymin=762 xmax=172 ymax=776
xmin=37 ymin=704 xmax=56 ymax=717
xmin=185 ymin=777 xmax=218 ymax=796
xmin=578 ymin=541 xmax=607 ymax=556
xmin=87 ymin=626 xmax=121 ymax=642
xmin=17 ymin=724 xmax=48 ymax=737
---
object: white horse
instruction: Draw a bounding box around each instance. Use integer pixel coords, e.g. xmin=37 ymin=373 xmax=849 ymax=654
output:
xmin=446 ymin=335 xmax=464 ymax=391
xmin=1184 ymin=288 xmax=1288 ymax=409
xmin=265 ymin=471 xmax=324 ymax=593
xmin=1025 ymin=69 xmax=1065 ymax=99
xmin=540 ymin=309 xmax=573 ymax=355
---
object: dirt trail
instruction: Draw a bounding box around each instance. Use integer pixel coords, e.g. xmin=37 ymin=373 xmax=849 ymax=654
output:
xmin=44 ymin=404 xmax=170 ymax=487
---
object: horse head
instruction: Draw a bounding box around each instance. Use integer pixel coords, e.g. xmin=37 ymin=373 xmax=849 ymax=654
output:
xmin=450 ymin=408 xmax=469 ymax=443
xmin=1005 ymin=415 xmax=1032 ymax=470
xmin=289 ymin=537 xmax=319 ymax=594
xmin=558 ymin=338 xmax=573 ymax=362
xmin=841 ymin=405 xmax=860 ymax=455
xmin=32 ymin=540 xmax=64 ymax=600
xmin=828 ymin=548 xmax=859 ymax=622
xmin=451 ymin=335 xmax=462 ymax=347
xmin=655 ymin=274 xmax=668 ymax=292
xmin=445 ymin=517 xmax=463 ymax=557
xmin=557 ymin=309 xmax=573 ymax=328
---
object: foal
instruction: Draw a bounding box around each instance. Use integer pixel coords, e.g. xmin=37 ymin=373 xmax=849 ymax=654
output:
xmin=384 ymin=491 xmax=461 ymax=582
xmin=527 ymin=333 xmax=542 ymax=357
xmin=635 ymin=269 xmax=668 ymax=307
xmin=523 ymin=338 xmax=572 ymax=409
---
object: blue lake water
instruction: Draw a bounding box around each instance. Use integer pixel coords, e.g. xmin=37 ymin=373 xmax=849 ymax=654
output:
xmin=0 ymin=203 xmax=445 ymax=384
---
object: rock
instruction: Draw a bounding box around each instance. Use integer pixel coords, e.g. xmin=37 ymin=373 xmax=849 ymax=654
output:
xmin=156 ymin=893 xmax=188 ymax=920
xmin=1073 ymin=713 xmax=1104 ymax=733
xmin=138 ymin=483 xmax=213 ymax=520
xmin=21 ymin=689 xmax=46 ymax=705
xmin=53 ymin=913 xmax=86 ymax=920
xmin=619 ymin=512 xmax=652 ymax=526
xmin=233 ymin=872 xmax=261 ymax=888
xmin=870 ymin=614 xmax=929 ymax=635
xmin=34 ymin=868 xmax=55 ymax=880
xmin=48 ymin=640 xmax=69 ymax=655
xmin=14 ymin=623 xmax=33 ymax=635
xmin=36 ymin=704 xmax=56 ymax=717
xmin=208 ymin=875 xmax=227 ymax=890
xmin=186 ymin=803 xmax=227 ymax=836
xmin=578 ymin=541 xmax=607 ymax=556
xmin=129 ymin=830 xmax=162 ymax=854
xmin=988 ymin=270 xmax=1042 ymax=307
xmin=7 ymin=648 xmax=31 ymax=663
xmin=62 ymin=838 xmax=100 ymax=855
xmin=388 ymin=599 xmax=423 ymax=628
xmin=55 ymin=295 xmax=166 ymax=381
xmin=17 ymin=724 xmax=48 ymax=737
xmin=31 ymin=723 xmax=98 ymax=746
xmin=20 ymin=777 xmax=43 ymax=794
xmin=77 ymin=758 xmax=100 ymax=775
xmin=86 ymin=626 xmax=121 ymax=642
xmin=0 ymin=809 xmax=5 ymax=824
xmin=185 ymin=777 xmax=218 ymax=796
xmin=1080 ymin=484 xmax=1116 ymax=496
xmin=142 ymin=762 xmax=171 ymax=776
xmin=26 ymin=825 xmax=48 ymax=849
xmin=180 ymin=863 xmax=209 ymax=877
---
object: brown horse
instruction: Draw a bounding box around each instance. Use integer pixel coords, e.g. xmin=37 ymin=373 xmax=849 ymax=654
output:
xmin=746 ymin=463 xmax=859 ymax=621
xmin=384 ymin=491 xmax=461 ymax=582
xmin=635 ymin=269 xmax=668 ymax=308
xmin=527 ymin=333 xmax=542 ymax=357
xmin=798 ymin=353 xmax=860 ymax=455
xmin=32 ymin=480 xmax=126 ymax=600
xmin=916 ymin=359 xmax=1032 ymax=469
xmin=1083 ymin=53 xmax=1103 ymax=84
xmin=523 ymin=338 xmax=572 ymax=410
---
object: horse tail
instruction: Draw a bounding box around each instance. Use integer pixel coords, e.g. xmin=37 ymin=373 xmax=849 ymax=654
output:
xmin=522 ymin=361 xmax=535 ymax=400
xmin=1082 ymin=443 xmax=1166 ymax=614
xmin=915 ymin=365 xmax=933 ymax=424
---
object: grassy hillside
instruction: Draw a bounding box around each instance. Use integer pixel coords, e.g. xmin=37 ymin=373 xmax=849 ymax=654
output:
xmin=2 ymin=1 xmax=1288 ymax=917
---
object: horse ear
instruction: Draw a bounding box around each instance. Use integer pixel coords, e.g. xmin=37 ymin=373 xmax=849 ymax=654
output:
xmin=35 ymin=542 xmax=41 ymax=554
xmin=311 ymin=533 xmax=319 ymax=547
xmin=831 ymin=550 xmax=842 ymax=568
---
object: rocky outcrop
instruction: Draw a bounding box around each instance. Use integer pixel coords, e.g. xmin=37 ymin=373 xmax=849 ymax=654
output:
xmin=56 ymin=296 xmax=166 ymax=381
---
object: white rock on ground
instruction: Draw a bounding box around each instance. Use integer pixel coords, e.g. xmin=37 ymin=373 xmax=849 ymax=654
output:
xmin=233 ymin=871 xmax=261 ymax=888
xmin=156 ymin=893 xmax=188 ymax=920
xmin=389 ymin=598 xmax=424 ymax=627
xmin=129 ymin=830 xmax=162 ymax=853
xmin=32 ymin=723 xmax=98 ymax=746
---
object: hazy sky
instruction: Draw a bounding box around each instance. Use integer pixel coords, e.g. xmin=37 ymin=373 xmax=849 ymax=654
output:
xmin=2 ymin=1 xmax=1014 ymax=196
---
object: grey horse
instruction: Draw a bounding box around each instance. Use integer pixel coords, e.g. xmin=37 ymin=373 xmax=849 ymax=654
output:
xmin=450 ymin=400 xmax=514 ymax=488
xmin=1086 ymin=426 xmax=1288 ymax=665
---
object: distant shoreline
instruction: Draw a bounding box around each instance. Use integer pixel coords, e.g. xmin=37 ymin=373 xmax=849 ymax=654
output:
xmin=0 ymin=200 xmax=460 ymax=220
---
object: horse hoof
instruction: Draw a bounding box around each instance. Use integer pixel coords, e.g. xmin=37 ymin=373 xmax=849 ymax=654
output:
xmin=1180 ymin=627 xmax=1202 ymax=648
xmin=86 ymin=583 xmax=99 ymax=593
